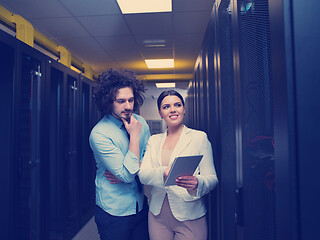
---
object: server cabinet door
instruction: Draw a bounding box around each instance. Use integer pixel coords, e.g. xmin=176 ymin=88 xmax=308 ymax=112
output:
xmin=216 ymin=1 xmax=238 ymax=240
xmin=63 ymin=75 xmax=80 ymax=238
xmin=79 ymin=79 xmax=95 ymax=224
xmin=13 ymin=52 xmax=44 ymax=240
xmin=47 ymin=66 xmax=64 ymax=240
xmin=235 ymin=0 xmax=276 ymax=239
xmin=0 ymin=37 xmax=15 ymax=240
xmin=47 ymin=65 xmax=80 ymax=240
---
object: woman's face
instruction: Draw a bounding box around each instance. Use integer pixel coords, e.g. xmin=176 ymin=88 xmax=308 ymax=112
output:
xmin=159 ymin=95 xmax=185 ymax=127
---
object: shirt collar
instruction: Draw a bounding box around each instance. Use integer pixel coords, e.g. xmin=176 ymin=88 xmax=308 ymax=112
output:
xmin=106 ymin=114 xmax=124 ymax=129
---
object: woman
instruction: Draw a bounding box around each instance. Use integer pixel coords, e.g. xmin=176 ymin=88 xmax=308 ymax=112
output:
xmin=139 ymin=90 xmax=218 ymax=240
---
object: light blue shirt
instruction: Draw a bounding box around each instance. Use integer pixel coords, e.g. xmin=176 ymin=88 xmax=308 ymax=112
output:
xmin=89 ymin=113 xmax=150 ymax=216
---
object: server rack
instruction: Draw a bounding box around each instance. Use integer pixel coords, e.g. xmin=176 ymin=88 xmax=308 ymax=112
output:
xmin=187 ymin=0 xmax=275 ymax=239
xmin=0 ymin=29 xmax=17 ymax=240
xmin=0 ymin=28 xmax=98 ymax=240
xmin=78 ymin=74 xmax=97 ymax=226
xmin=13 ymin=38 xmax=47 ymax=240
xmin=188 ymin=0 xmax=319 ymax=240
xmin=269 ymin=0 xmax=320 ymax=239
xmin=44 ymin=58 xmax=81 ymax=239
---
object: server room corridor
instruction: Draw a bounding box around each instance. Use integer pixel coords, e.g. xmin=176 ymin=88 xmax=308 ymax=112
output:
xmin=0 ymin=0 xmax=319 ymax=240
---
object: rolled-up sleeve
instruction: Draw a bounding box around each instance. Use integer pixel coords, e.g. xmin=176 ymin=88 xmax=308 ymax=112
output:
xmin=90 ymin=132 xmax=139 ymax=183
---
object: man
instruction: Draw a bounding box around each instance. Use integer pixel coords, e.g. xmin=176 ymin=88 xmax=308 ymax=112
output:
xmin=89 ymin=68 xmax=150 ymax=240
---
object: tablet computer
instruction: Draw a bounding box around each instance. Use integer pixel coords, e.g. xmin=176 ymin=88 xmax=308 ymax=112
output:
xmin=164 ymin=155 xmax=203 ymax=186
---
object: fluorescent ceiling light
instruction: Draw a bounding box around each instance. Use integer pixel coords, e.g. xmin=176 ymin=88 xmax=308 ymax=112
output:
xmin=116 ymin=0 xmax=172 ymax=14
xmin=145 ymin=59 xmax=174 ymax=69
xmin=156 ymin=83 xmax=176 ymax=88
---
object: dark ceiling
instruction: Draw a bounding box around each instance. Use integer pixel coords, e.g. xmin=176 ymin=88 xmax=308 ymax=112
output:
xmin=0 ymin=0 xmax=214 ymax=85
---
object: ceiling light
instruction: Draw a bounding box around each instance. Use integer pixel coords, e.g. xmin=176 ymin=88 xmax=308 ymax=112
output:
xmin=116 ymin=0 xmax=172 ymax=14
xmin=143 ymin=40 xmax=166 ymax=48
xmin=145 ymin=59 xmax=174 ymax=69
xmin=156 ymin=83 xmax=176 ymax=88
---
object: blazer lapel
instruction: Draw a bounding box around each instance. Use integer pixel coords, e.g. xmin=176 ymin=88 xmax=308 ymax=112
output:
xmin=169 ymin=125 xmax=192 ymax=164
xmin=156 ymin=130 xmax=168 ymax=166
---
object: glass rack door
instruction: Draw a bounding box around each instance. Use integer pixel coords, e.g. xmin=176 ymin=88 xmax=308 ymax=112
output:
xmin=14 ymin=53 xmax=43 ymax=240
xmin=80 ymin=81 xmax=95 ymax=222
xmin=62 ymin=75 xmax=80 ymax=237
xmin=48 ymin=66 xmax=64 ymax=239
xmin=0 ymin=38 xmax=15 ymax=240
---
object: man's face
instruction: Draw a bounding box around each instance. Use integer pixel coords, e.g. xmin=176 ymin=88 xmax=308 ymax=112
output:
xmin=111 ymin=87 xmax=134 ymax=122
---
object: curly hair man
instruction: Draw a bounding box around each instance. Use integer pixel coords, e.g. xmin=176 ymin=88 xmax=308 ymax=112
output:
xmin=89 ymin=68 xmax=150 ymax=240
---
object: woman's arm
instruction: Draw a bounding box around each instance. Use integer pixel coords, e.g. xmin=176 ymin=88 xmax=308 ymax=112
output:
xmin=196 ymin=134 xmax=218 ymax=197
xmin=179 ymin=132 xmax=218 ymax=200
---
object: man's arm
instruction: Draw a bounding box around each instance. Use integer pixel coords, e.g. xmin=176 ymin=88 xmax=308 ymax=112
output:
xmin=104 ymin=171 xmax=122 ymax=184
xmin=103 ymin=116 xmax=150 ymax=183
xmin=122 ymin=115 xmax=142 ymax=161
xmin=90 ymin=131 xmax=140 ymax=183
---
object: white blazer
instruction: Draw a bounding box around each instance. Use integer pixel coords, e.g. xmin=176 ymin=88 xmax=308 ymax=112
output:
xmin=139 ymin=125 xmax=218 ymax=221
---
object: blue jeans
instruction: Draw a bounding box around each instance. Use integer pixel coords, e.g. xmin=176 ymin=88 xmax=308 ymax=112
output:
xmin=95 ymin=199 xmax=149 ymax=240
